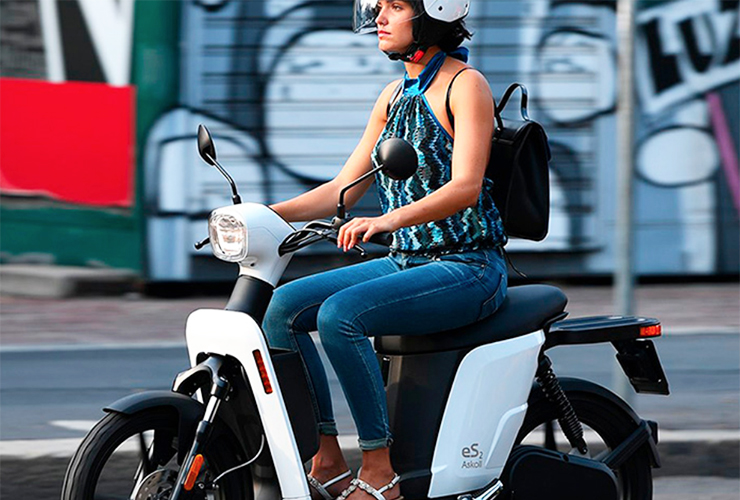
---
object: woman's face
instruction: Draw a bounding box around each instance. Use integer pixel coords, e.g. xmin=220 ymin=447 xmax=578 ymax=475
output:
xmin=375 ymin=1 xmax=415 ymax=53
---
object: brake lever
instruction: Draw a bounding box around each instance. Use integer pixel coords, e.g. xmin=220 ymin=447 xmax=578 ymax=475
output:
xmin=330 ymin=218 xmax=372 ymax=258
xmin=327 ymin=233 xmax=367 ymax=258
xmin=353 ymin=244 xmax=368 ymax=258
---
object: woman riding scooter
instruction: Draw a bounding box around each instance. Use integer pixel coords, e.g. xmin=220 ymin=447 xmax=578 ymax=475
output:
xmin=263 ymin=2 xmax=507 ymax=500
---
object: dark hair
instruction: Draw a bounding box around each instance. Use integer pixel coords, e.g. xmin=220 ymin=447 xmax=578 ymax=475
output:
xmin=408 ymin=1 xmax=473 ymax=51
xmin=434 ymin=18 xmax=473 ymax=51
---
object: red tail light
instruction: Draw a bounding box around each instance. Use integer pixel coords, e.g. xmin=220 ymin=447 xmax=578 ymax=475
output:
xmin=639 ymin=324 xmax=662 ymax=338
xmin=253 ymin=350 xmax=273 ymax=394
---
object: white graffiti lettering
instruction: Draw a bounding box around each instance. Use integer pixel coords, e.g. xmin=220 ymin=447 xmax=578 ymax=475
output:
xmin=37 ymin=0 xmax=134 ymax=85
xmin=77 ymin=0 xmax=135 ymax=86
xmin=636 ymin=0 xmax=740 ymax=115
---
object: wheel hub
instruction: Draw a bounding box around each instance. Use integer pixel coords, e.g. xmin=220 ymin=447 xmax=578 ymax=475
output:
xmin=134 ymin=468 xmax=207 ymax=500
xmin=133 ymin=468 xmax=212 ymax=500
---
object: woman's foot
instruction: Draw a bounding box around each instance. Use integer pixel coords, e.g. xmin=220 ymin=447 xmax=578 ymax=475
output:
xmin=339 ymin=446 xmax=401 ymax=500
xmin=342 ymin=469 xmax=401 ymax=500
xmin=308 ymin=469 xmax=353 ymax=500
xmin=308 ymin=435 xmax=353 ymax=500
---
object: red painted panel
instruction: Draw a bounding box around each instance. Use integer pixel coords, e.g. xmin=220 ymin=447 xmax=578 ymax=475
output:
xmin=0 ymin=78 xmax=135 ymax=207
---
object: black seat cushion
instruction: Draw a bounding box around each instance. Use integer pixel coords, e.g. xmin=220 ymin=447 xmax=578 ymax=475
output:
xmin=374 ymin=285 xmax=568 ymax=355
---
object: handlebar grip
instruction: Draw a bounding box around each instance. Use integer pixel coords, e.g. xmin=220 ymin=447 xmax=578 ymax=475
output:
xmin=367 ymin=232 xmax=393 ymax=246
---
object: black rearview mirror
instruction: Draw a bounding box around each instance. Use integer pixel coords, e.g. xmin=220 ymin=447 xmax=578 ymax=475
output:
xmin=198 ymin=124 xmax=217 ymax=165
xmin=335 ymin=137 xmax=418 ymax=220
xmin=377 ymin=137 xmax=418 ymax=180
xmin=196 ymin=124 xmax=242 ymax=204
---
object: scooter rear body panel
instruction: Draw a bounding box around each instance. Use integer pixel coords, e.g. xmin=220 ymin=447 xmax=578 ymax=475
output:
xmin=384 ymin=330 xmax=545 ymax=499
xmin=428 ymin=330 xmax=544 ymax=497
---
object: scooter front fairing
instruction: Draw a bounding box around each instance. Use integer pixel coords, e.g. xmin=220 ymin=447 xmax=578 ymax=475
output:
xmin=186 ymin=308 xmax=311 ymax=500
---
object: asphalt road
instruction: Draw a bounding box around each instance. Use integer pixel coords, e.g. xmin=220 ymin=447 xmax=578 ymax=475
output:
xmin=2 ymin=333 xmax=738 ymax=440
xmin=1 ymin=332 xmax=738 ymax=498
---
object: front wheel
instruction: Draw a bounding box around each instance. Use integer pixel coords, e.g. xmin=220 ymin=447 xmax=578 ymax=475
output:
xmin=512 ymin=388 xmax=653 ymax=500
xmin=61 ymin=408 xmax=252 ymax=500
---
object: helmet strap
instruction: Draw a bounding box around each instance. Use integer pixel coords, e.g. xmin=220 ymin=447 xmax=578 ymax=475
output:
xmin=385 ymin=43 xmax=427 ymax=63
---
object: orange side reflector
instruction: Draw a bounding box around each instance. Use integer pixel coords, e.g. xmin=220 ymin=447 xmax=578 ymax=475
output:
xmin=184 ymin=454 xmax=204 ymax=491
xmin=253 ymin=350 xmax=274 ymax=394
xmin=640 ymin=325 xmax=662 ymax=338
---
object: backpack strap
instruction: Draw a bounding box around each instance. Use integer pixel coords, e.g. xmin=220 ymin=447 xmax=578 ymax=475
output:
xmin=498 ymin=83 xmax=530 ymax=121
xmin=445 ymin=67 xmax=472 ymax=131
xmin=386 ymin=79 xmax=404 ymax=118
xmin=445 ymin=68 xmax=503 ymax=132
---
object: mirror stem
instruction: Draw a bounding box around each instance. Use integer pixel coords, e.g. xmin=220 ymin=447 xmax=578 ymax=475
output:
xmin=207 ymin=154 xmax=242 ymax=204
xmin=337 ymin=164 xmax=383 ymax=219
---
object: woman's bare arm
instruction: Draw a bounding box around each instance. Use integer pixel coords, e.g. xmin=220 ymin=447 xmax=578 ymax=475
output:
xmin=269 ymin=79 xmax=402 ymax=222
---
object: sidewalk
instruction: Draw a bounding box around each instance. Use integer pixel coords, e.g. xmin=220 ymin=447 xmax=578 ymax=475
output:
xmin=0 ymin=282 xmax=737 ymax=347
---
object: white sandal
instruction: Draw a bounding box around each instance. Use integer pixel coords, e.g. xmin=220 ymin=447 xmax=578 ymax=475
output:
xmin=308 ymin=470 xmax=353 ymax=500
xmin=337 ymin=473 xmax=402 ymax=500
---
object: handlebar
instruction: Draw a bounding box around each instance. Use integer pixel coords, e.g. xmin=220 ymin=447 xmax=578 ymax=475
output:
xmin=277 ymin=218 xmax=392 ymax=257
xmin=366 ymin=232 xmax=393 ymax=247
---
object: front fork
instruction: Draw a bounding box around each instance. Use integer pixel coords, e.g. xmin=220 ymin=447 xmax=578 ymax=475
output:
xmin=170 ymin=357 xmax=230 ymax=500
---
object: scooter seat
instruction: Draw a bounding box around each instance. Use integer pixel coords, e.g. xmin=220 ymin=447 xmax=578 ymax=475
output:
xmin=374 ymin=284 xmax=567 ymax=355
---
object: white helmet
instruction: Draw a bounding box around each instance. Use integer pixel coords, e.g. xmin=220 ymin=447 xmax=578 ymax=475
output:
xmin=353 ymin=0 xmax=472 ymax=62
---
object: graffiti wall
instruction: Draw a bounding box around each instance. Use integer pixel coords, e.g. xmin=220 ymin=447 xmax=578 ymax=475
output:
xmin=143 ymin=0 xmax=737 ymax=280
xmin=3 ymin=1 xmax=735 ymax=278
xmin=528 ymin=0 xmax=739 ymax=274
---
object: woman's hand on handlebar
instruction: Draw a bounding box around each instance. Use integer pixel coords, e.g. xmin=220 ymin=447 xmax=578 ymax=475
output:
xmin=337 ymin=214 xmax=398 ymax=252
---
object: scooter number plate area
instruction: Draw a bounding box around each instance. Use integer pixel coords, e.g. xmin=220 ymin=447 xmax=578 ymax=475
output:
xmin=612 ymin=339 xmax=670 ymax=395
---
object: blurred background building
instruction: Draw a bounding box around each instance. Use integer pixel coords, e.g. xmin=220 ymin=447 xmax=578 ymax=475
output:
xmin=1 ymin=0 xmax=738 ymax=281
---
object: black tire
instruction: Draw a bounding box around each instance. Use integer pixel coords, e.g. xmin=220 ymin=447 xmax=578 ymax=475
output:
xmin=513 ymin=388 xmax=653 ymax=500
xmin=61 ymin=408 xmax=252 ymax=500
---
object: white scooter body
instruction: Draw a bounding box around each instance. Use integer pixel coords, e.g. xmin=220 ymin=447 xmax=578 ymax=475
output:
xmin=186 ymin=202 xmax=546 ymax=500
xmin=428 ymin=331 xmax=544 ymax=497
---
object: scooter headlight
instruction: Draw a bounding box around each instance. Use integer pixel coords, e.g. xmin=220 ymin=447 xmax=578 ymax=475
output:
xmin=209 ymin=212 xmax=247 ymax=262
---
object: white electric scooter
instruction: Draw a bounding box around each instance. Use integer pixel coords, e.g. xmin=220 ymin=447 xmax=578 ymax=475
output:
xmin=62 ymin=125 xmax=669 ymax=500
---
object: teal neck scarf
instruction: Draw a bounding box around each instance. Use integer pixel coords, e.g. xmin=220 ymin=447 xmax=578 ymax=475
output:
xmin=402 ymin=47 xmax=469 ymax=96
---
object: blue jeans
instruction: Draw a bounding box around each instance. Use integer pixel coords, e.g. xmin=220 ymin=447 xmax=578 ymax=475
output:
xmin=261 ymin=247 xmax=508 ymax=451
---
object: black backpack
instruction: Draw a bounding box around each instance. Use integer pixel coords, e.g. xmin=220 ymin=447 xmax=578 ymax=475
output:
xmin=445 ymin=75 xmax=551 ymax=242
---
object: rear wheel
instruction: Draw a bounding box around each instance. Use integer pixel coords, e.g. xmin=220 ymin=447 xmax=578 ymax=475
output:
xmin=61 ymin=408 xmax=252 ymax=500
xmin=513 ymin=389 xmax=653 ymax=500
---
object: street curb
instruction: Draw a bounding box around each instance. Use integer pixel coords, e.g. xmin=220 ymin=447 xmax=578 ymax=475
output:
xmin=654 ymin=440 xmax=739 ymax=478
xmin=0 ymin=265 xmax=138 ymax=298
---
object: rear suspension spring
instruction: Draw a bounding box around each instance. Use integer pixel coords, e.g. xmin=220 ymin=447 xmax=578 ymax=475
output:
xmin=535 ymin=356 xmax=589 ymax=455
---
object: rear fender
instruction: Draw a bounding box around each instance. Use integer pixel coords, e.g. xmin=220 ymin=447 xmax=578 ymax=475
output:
xmin=544 ymin=317 xmax=670 ymax=395
xmin=526 ymin=378 xmax=661 ymax=468
xmin=545 ymin=316 xmax=661 ymax=348
xmin=104 ymin=390 xmax=204 ymax=464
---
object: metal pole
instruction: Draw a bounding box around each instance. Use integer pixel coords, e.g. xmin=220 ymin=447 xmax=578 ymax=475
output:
xmin=613 ymin=0 xmax=637 ymax=404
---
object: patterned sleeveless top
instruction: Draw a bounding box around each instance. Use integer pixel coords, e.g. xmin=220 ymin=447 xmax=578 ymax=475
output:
xmin=372 ymin=48 xmax=507 ymax=254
